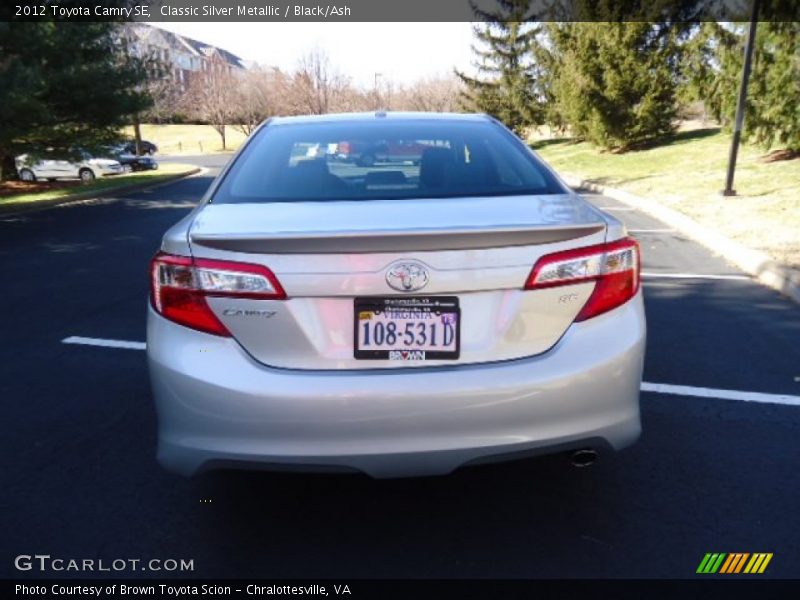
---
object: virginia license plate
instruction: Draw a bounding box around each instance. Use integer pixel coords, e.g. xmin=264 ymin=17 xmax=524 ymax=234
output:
xmin=354 ymin=297 xmax=460 ymax=360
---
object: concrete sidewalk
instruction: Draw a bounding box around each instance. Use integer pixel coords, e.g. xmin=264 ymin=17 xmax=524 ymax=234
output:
xmin=562 ymin=173 xmax=800 ymax=305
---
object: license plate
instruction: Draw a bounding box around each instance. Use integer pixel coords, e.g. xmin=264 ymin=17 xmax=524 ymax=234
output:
xmin=354 ymin=296 xmax=460 ymax=360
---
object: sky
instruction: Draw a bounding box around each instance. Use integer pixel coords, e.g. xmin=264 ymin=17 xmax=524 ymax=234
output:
xmin=156 ymin=22 xmax=477 ymax=87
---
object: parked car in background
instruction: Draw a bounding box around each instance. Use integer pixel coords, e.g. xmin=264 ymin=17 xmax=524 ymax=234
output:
xmin=121 ymin=140 xmax=158 ymax=155
xmin=116 ymin=153 xmax=159 ymax=173
xmin=15 ymin=153 xmax=123 ymax=182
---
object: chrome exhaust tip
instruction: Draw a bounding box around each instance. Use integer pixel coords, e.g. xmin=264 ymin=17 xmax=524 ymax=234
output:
xmin=570 ymin=449 xmax=598 ymax=468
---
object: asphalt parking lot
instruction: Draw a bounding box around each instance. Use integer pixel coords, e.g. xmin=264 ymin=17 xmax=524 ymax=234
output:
xmin=2 ymin=154 xmax=799 ymax=579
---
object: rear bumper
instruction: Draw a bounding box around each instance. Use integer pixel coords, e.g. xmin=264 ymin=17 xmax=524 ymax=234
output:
xmin=147 ymin=292 xmax=645 ymax=478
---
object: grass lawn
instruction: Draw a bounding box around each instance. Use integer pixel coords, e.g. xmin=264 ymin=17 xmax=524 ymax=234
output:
xmin=0 ymin=163 xmax=197 ymax=211
xmin=123 ymin=124 xmax=247 ymax=155
xmin=531 ymin=128 xmax=800 ymax=269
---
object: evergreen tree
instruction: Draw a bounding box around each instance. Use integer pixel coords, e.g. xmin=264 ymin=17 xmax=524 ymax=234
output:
xmin=0 ymin=22 xmax=153 ymax=179
xmin=690 ymin=21 xmax=800 ymax=153
xmin=535 ymin=23 xmax=571 ymax=133
xmin=550 ymin=22 xmax=683 ymax=151
xmin=455 ymin=0 xmax=543 ymax=135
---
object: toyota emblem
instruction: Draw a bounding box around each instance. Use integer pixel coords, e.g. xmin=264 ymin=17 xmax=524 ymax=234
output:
xmin=386 ymin=262 xmax=429 ymax=292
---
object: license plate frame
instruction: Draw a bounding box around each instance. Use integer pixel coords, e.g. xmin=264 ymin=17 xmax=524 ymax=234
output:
xmin=353 ymin=296 xmax=460 ymax=360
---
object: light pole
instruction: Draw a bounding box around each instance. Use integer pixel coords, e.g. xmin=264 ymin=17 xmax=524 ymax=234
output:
xmin=723 ymin=0 xmax=761 ymax=197
xmin=374 ymin=72 xmax=383 ymax=110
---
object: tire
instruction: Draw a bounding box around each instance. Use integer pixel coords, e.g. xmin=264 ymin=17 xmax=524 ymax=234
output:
xmin=47 ymin=178 xmax=58 ymax=182
xmin=19 ymin=169 xmax=36 ymax=182
xmin=358 ymin=153 xmax=376 ymax=167
xmin=79 ymin=168 xmax=95 ymax=182
xmin=122 ymin=164 xmax=133 ymax=174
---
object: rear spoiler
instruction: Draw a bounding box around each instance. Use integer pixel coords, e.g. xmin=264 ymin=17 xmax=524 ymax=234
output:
xmin=190 ymin=223 xmax=606 ymax=254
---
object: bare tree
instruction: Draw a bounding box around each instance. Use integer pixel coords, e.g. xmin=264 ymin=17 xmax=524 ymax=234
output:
xmin=144 ymin=76 xmax=184 ymax=124
xmin=400 ymin=75 xmax=464 ymax=112
xmin=179 ymin=51 xmax=465 ymax=143
xmin=329 ymin=83 xmax=372 ymax=113
xmin=287 ymin=47 xmax=351 ymax=115
xmin=232 ymin=67 xmax=286 ymax=136
xmin=183 ymin=68 xmax=239 ymax=149
xmin=370 ymin=76 xmax=400 ymax=111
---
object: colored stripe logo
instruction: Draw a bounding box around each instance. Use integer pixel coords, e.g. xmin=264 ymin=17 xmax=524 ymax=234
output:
xmin=697 ymin=553 xmax=773 ymax=574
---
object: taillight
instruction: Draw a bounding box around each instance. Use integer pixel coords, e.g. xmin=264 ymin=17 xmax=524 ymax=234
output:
xmin=150 ymin=253 xmax=286 ymax=336
xmin=524 ymin=238 xmax=640 ymax=321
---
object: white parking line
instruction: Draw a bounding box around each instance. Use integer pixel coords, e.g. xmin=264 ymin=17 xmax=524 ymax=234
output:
xmin=641 ymin=382 xmax=800 ymax=407
xmin=61 ymin=336 xmax=800 ymax=407
xmin=641 ymin=272 xmax=751 ymax=281
xmin=62 ymin=336 xmax=146 ymax=351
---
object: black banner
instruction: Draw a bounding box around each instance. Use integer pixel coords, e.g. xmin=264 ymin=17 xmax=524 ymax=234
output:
xmin=3 ymin=0 xmax=800 ymax=22
xmin=6 ymin=579 xmax=800 ymax=600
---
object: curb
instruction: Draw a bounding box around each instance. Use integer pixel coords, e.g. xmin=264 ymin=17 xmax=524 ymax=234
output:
xmin=0 ymin=167 xmax=203 ymax=218
xmin=562 ymin=174 xmax=800 ymax=306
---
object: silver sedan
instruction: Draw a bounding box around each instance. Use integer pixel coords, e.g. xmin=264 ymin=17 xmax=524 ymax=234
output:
xmin=147 ymin=112 xmax=645 ymax=478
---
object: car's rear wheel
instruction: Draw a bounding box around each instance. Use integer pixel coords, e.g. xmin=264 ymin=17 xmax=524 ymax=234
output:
xmin=79 ymin=168 xmax=95 ymax=182
xmin=19 ymin=169 xmax=36 ymax=182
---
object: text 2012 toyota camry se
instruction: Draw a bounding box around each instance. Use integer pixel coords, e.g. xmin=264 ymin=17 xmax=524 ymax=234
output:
xmin=147 ymin=112 xmax=645 ymax=478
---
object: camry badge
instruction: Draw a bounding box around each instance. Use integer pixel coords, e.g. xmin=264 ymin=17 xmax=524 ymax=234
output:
xmin=386 ymin=262 xmax=429 ymax=292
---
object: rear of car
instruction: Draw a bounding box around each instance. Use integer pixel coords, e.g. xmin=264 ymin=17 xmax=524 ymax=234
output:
xmin=147 ymin=113 xmax=645 ymax=478
xmin=117 ymin=153 xmax=158 ymax=172
xmin=123 ymin=140 xmax=158 ymax=155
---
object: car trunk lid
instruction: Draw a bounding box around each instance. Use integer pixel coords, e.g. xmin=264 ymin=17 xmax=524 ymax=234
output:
xmin=188 ymin=194 xmax=608 ymax=370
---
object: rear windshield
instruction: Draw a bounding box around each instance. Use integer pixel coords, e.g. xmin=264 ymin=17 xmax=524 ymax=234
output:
xmin=212 ymin=119 xmax=564 ymax=203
